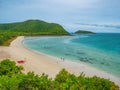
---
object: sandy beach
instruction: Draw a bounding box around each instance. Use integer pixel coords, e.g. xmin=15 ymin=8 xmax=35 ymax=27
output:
xmin=0 ymin=36 xmax=120 ymax=86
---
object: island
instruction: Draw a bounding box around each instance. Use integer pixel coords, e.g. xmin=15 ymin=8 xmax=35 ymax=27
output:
xmin=0 ymin=19 xmax=70 ymax=45
xmin=75 ymin=30 xmax=95 ymax=34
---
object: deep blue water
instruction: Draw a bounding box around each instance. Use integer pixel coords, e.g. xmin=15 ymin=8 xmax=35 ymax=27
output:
xmin=72 ymin=33 xmax=120 ymax=54
xmin=23 ymin=33 xmax=120 ymax=76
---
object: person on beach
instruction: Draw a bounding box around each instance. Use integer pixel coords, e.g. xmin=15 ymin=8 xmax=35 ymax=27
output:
xmin=61 ymin=57 xmax=65 ymax=61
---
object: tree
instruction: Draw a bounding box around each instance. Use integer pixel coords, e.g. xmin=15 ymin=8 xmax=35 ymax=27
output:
xmin=0 ymin=59 xmax=23 ymax=76
xmin=0 ymin=60 xmax=119 ymax=90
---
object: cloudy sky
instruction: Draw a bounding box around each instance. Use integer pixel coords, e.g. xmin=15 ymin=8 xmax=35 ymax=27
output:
xmin=0 ymin=0 xmax=120 ymax=32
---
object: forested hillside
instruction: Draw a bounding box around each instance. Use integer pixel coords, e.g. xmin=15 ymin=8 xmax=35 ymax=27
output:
xmin=0 ymin=20 xmax=69 ymax=35
xmin=0 ymin=20 xmax=70 ymax=45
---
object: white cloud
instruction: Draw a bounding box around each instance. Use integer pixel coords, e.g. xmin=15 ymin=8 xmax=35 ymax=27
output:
xmin=51 ymin=0 xmax=99 ymax=9
xmin=0 ymin=0 xmax=120 ymax=32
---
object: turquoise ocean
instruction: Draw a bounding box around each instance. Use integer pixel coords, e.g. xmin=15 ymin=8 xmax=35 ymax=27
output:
xmin=23 ymin=33 xmax=120 ymax=76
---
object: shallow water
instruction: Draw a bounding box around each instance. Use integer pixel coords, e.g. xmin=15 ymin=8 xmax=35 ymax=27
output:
xmin=23 ymin=33 xmax=120 ymax=76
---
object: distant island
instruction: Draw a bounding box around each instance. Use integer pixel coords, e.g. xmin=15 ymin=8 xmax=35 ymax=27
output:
xmin=0 ymin=19 xmax=70 ymax=45
xmin=75 ymin=30 xmax=95 ymax=34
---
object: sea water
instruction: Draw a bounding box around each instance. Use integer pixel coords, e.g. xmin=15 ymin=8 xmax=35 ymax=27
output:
xmin=23 ymin=33 xmax=120 ymax=76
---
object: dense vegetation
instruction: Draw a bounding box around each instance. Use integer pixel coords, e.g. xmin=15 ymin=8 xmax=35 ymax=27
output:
xmin=75 ymin=30 xmax=95 ymax=34
xmin=0 ymin=59 xmax=119 ymax=90
xmin=0 ymin=34 xmax=16 ymax=46
xmin=0 ymin=20 xmax=70 ymax=45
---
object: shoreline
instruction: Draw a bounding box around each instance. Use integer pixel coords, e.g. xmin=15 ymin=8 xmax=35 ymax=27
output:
xmin=0 ymin=36 xmax=120 ymax=86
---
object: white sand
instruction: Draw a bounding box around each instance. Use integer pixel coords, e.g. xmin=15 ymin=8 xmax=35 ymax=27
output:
xmin=0 ymin=36 xmax=120 ymax=86
xmin=0 ymin=47 xmax=10 ymax=60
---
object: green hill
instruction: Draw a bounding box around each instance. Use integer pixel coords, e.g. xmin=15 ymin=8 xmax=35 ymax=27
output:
xmin=0 ymin=20 xmax=70 ymax=45
xmin=75 ymin=30 xmax=95 ymax=34
xmin=0 ymin=19 xmax=69 ymax=35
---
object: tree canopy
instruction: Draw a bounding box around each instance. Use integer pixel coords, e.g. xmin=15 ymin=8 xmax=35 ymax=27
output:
xmin=0 ymin=59 xmax=119 ymax=90
xmin=0 ymin=20 xmax=69 ymax=35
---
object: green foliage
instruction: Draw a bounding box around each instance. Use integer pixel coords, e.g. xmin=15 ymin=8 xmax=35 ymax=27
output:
xmin=0 ymin=59 xmax=119 ymax=90
xmin=0 ymin=19 xmax=70 ymax=46
xmin=75 ymin=30 xmax=95 ymax=34
xmin=19 ymin=72 xmax=52 ymax=90
xmin=0 ymin=33 xmax=16 ymax=45
xmin=0 ymin=59 xmax=23 ymax=76
xmin=0 ymin=75 xmax=21 ymax=90
xmin=55 ymin=69 xmax=119 ymax=90
xmin=55 ymin=69 xmax=79 ymax=90
xmin=0 ymin=20 xmax=69 ymax=35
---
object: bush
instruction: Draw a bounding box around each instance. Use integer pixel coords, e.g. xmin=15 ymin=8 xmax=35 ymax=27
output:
xmin=0 ymin=59 xmax=119 ymax=90
xmin=0 ymin=59 xmax=23 ymax=76
xmin=19 ymin=72 xmax=52 ymax=90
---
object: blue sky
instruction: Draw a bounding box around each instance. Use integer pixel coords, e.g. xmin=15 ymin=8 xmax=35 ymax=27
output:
xmin=0 ymin=0 xmax=120 ymax=32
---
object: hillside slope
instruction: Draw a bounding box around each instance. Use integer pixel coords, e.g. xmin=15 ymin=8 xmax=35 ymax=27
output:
xmin=0 ymin=20 xmax=70 ymax=45
xmin=0 ymin=20 xmax=69 ymax=35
